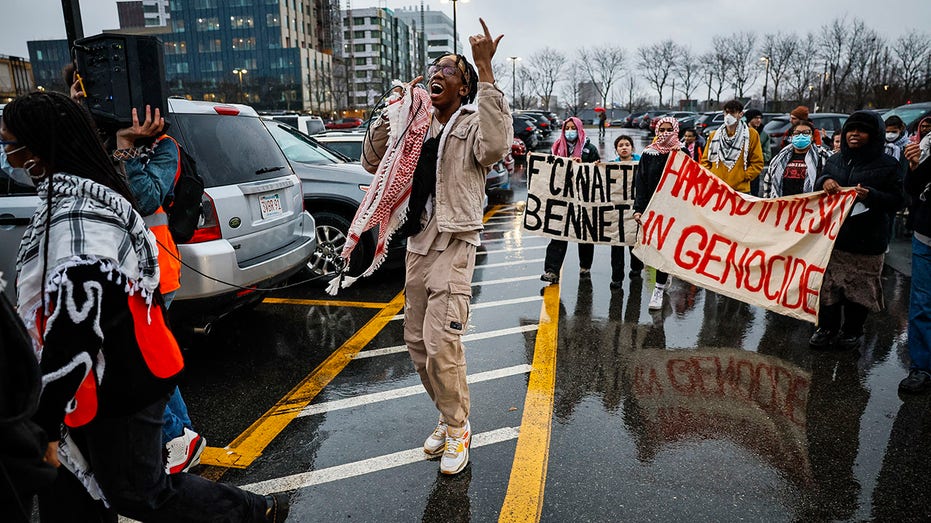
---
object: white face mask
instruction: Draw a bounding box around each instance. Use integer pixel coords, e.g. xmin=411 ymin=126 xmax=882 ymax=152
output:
xmin=885 ymin=132 xmax=900 ymax=143
xmin=0 ymin=146 xmax=33 ymax=187
xmin=724 ymin=114 xmax=739 ymax=127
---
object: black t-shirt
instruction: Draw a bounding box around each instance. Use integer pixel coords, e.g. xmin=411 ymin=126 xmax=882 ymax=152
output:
xmin=782 ymin=151 xmax=808 ymax=196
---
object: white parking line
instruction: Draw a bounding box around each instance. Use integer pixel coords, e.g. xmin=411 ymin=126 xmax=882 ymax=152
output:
xmin=479 ymin=237 xmax=547 ymax=245
xmin=387 ymin=296 xmax=543 ymax=321
xmin=480 ymin=258 xmax=545 ymax=269
xmin=473 ymin=275 xmax=541 ymax=286
xmin=354 ymin=324 xmax=539 ymax=359
xmin=298 ymin=364 xmax=532 ymax=417
xmin=479 ymin=244 xmax=547 ymax=255
xmin=240 ymin=427 xmax=521 ymax=495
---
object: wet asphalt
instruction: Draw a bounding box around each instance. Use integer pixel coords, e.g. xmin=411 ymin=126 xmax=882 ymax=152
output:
xmin=176 ymin=127 xmax=931 ymax=522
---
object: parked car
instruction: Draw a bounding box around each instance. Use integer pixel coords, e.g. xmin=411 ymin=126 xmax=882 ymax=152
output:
xmin=516 ymin=111 xmax=553 ymax=136
xmin=677 ymin=115 xmax=697 ymax=134
xmin=695 ymin=111 xmax=725 ymax=137
xmin=325 ymin=117 xmax=364 ymax=130
xmin=640 ymin=110 xmax=670 ymax=130
xmin=262 ymin=119 xmax=404 ymax=278
xmin=512 ymin=114 xmax=540 ymax=151
xmin=313 ymin=132 xmax=366 ymax=161
xmin=265 ymin=114 xmax=326 ymax=135
xmin=762 ymin=113 xmax=848 ymax=157
xmin=623 ymin=111 xmax=648 ymax=128
xmin=649 ymin=111 xmax=697 ymax=133
xmin=0 ymin=100 xmax=318 ymax=333
xmin=882 ymin=102 xmax=931 ymax=134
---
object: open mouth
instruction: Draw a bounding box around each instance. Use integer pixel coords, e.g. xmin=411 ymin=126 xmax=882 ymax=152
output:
xmin=430 ymin=82 xmax=444 ymax=95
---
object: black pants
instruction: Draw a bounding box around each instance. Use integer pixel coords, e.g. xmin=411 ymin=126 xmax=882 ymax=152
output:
xmin=544 ymin=240 xmax=643 ymax=281
xmin=818 ymin=301 xmax=869 ymax=335
xmin=39 ymin=397 xmax=267 ymax=523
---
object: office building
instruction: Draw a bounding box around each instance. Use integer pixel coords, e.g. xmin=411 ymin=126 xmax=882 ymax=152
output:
xmin=0 ymin=55 xmax=34 ymax=103
xmin=26 ymin=40 xmax=69 ymax=96
xmin=394 ymin=6 xmax=455 ymax=65
xmin=118 ymin=1 xmax=171 ymax=29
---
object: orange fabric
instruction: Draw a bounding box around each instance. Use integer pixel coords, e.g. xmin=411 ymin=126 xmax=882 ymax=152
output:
xmin=128 ymin=293 xmax=184 ymax=379
xmin=150 ymin=210 xmax=182 ymax=294
xmin=64 ymin=372 xmax=98 ymax=428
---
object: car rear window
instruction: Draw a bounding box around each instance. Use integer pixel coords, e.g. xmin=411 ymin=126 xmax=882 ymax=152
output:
xmin=264 ymin=121 xmax=343 ymax=165
xmin=884 ymin=106 xmax=931 ymax=127
xmin=763 ymin=118 xmax=791 ymax=134
xmin=173 ymin=114 xmax=293 ymax=187
xmin=319 ymin=141 xmax=362 ymax=160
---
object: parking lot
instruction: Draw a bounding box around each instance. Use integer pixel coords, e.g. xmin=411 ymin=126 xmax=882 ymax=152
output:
xmin=156 ymin=127 xmax=929 ymax=521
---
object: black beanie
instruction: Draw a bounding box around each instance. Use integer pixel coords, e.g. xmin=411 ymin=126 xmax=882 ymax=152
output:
xmin=744 ymin=109 xmax=762 ymax=121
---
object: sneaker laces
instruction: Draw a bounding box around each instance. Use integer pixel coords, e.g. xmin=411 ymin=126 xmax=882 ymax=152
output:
xmin=431 ymin=420 xmax=448 ymax=439
xmin=443 ymin=432 xmax=466 ymax=458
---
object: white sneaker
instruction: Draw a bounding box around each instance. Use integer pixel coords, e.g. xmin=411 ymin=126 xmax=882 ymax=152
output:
xmin=440 ymin=421 xmax=471 ymax=475
xmin=423 ymin=418 xmax=448 ymax=456
xmin=165 ymin=427 xmax=206 ymax=474
xmin=648 ymin=284 xmax=666 ymax=310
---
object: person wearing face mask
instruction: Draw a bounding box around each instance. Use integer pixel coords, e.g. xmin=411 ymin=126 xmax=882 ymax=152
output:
xmin=0 ymin=141 xmax=41 ymax=189
xmin=701 ymin=100 xmax=764 ymax=193
xmin=812 ymin=111 xmax=905 ymax=351
xmin=541 ymin=117 xmax=600 ymax=284
xmin=761 ymin=120 xmax=830 ymax=198
xmin=633 ymin=116 xmax=689 ymax=310
xmin=785 ymin=105 xmax=824 ymax=149
xmin=883 ymin=115 xmax=909 ymax=161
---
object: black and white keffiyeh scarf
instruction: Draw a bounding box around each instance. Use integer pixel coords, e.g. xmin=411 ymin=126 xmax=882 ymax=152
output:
xmin=707 ymin=120 xmax=751 ymax=172
xmin=16 ymin=172 xmax=160 ymax=345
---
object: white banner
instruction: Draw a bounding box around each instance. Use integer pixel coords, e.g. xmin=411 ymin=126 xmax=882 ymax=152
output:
xmin=522 ymin=152 xmax=638 ymax=245
xmin=632 ymin=151 xmax=858 ymax=323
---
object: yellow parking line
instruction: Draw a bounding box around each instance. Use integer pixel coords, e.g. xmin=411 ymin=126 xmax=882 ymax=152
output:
xmin=262 ymin=297 xmax=389 ymax=309
xmin=484 ymin=204 xmax=504 ymax=222
xmin=199 ymin=291 xmax=407 ymax=469
xmin=499 ymin=283 xmax=560 ymax=522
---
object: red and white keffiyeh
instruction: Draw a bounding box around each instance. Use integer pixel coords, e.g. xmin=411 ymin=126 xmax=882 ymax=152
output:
xmin=326 ymin=82 xmax=432 ymax=295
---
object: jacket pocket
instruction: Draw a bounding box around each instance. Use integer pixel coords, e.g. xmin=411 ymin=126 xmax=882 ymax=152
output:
xmin=444 ymin=282 xmax=472 ymax=335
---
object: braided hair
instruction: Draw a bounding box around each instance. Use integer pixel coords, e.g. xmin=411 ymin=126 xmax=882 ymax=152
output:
xmin=431 ymin=54 xmax=478 ymax=106
xmin=3 ymin=91 xmax=138 ymax=206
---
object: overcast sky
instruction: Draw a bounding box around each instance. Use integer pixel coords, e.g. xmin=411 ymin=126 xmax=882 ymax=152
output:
xmin=2 ymin=0 xmax=928 ymax=67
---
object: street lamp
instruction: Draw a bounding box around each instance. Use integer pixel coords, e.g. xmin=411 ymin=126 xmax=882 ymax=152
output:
xmin=232 ymin=68 xmax=247 ymax=103
xmin=760 ymin=56 xmax=770 ymax=111
xmin=507 ymin=56 xmax=520 ymax=108
xmin=808 ymin=84 xmax=814 ymax=107
xmin=440 ymin=0 xmax=469 ymax=54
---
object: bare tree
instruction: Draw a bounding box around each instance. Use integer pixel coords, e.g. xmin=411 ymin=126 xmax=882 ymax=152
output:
xmin=718 ymin=32 xmax=759 ymax=99
xmin=700 ymin=49 xmax=729 ymax=105
xmin=818 ymin=16 xmax=856 ymax=111
xmin=759 ymin=33 xmax=797 ymax=111
xmin=513 ymin=64 xmax=535 ymax=110
xmin=847 ymin=21 xmax=884 ymax=109
xmin=527 ymin=48 xmax=567 ymax=111
xmin=637 ymin=40 xmax=678 ymax=107
xmin=577 ymin=45 xmax=626 ymax=109
xmin=674 ymin=46 xmax=700 ymax=110
xmin=893 ymin=30 xmax=931 ymax=100
xmin=560 ymin=61 xmax=584 ymax=116
xmin=618 ymin=75 xmax=640 ymax=112
xmin=786 ymin=32 xmax=819 ymax=108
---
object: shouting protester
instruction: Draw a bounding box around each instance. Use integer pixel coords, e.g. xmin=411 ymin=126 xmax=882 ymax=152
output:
xmin=812 ymin=111 xmax=905 ymax=350
xmin=701 ymin=100 xmax=764 ymax=194
xmin=361 ymin=19 xmax=512 ymax=475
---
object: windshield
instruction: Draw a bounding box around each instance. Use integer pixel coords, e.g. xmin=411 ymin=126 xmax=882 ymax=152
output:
xmin=172 ymin=113 xmax=292 ymax=186
xmin=263 ymin=121 xmax=343 ymax=165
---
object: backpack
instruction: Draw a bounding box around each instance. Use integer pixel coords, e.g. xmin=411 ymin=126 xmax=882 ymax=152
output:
xmin=157 ymin=136 xmax=205 ymax=244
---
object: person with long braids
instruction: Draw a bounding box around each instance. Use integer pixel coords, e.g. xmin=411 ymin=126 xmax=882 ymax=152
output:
xmin=361 ymin=19 xmax=511 ymax=475
xmin=2 ymin=92 xmax=287 ymax=521
xmin=633 ymin=116 xmax=688 ymax=311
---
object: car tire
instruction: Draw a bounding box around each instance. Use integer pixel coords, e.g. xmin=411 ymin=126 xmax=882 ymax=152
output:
xmin=307 ymin=211 xmax=371 ymax=278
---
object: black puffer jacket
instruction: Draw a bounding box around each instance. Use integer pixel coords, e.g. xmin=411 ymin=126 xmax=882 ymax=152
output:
xmin=815 ymin=111 xmax=905 ymax=255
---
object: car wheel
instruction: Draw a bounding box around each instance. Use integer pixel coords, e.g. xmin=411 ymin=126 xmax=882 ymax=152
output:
xmin=307 ymin=211 xmax=370 ymax=277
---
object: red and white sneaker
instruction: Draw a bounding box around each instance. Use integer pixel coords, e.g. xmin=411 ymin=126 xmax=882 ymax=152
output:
xmin=165 ymin=428 xmax=206 ymax=474
xmin=440 ymin=421 xmax=471 ymax=475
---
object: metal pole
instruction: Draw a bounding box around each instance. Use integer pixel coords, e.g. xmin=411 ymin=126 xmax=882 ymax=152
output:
xmin=61 ymin=0 xmax=84 ymax=49
xmin=511 ymin=60 xmax=516 ymax=107
xmin=451 ymin=0 xmax=457 ymax=54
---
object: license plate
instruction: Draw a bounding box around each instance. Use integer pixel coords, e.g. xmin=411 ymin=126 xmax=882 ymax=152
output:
xmin=259 ymin=193 xmax=283 ymax=219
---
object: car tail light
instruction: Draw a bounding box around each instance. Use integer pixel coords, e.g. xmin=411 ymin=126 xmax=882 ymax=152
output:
xmin=187 ymin=193 xmax=222 ymax=243
xmin=213 ymin=105 xmax=240 ymax=116
xmin=525 ymin=126 xmax=534 ymax=132
xmin=359 ymin=184 xmax=370 ymax=192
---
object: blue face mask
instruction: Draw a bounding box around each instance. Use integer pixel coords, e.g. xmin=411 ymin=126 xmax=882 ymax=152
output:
xmin=564 ymin=130 xmax=578 ymax=142
xmin=0 ymin=146 xmax=33 ymax=187
xmin=791 ymin=134 xmax=813 ymax=149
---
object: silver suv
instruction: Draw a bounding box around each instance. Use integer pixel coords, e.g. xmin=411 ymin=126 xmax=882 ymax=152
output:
xmin=0 ymin=99 xmax=316 ymax=329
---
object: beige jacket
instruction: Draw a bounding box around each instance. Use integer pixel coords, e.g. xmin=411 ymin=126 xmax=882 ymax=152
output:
xmin=362 ymin=82 xmax=513 ymax=233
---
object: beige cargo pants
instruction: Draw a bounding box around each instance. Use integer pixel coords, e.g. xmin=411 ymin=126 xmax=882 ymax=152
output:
xmin=403 ymin=238 xmax=475 ymax=428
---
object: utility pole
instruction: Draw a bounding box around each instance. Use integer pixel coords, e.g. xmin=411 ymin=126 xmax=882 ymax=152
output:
xmin=507 ymin=56 xmax=520 ymax=109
